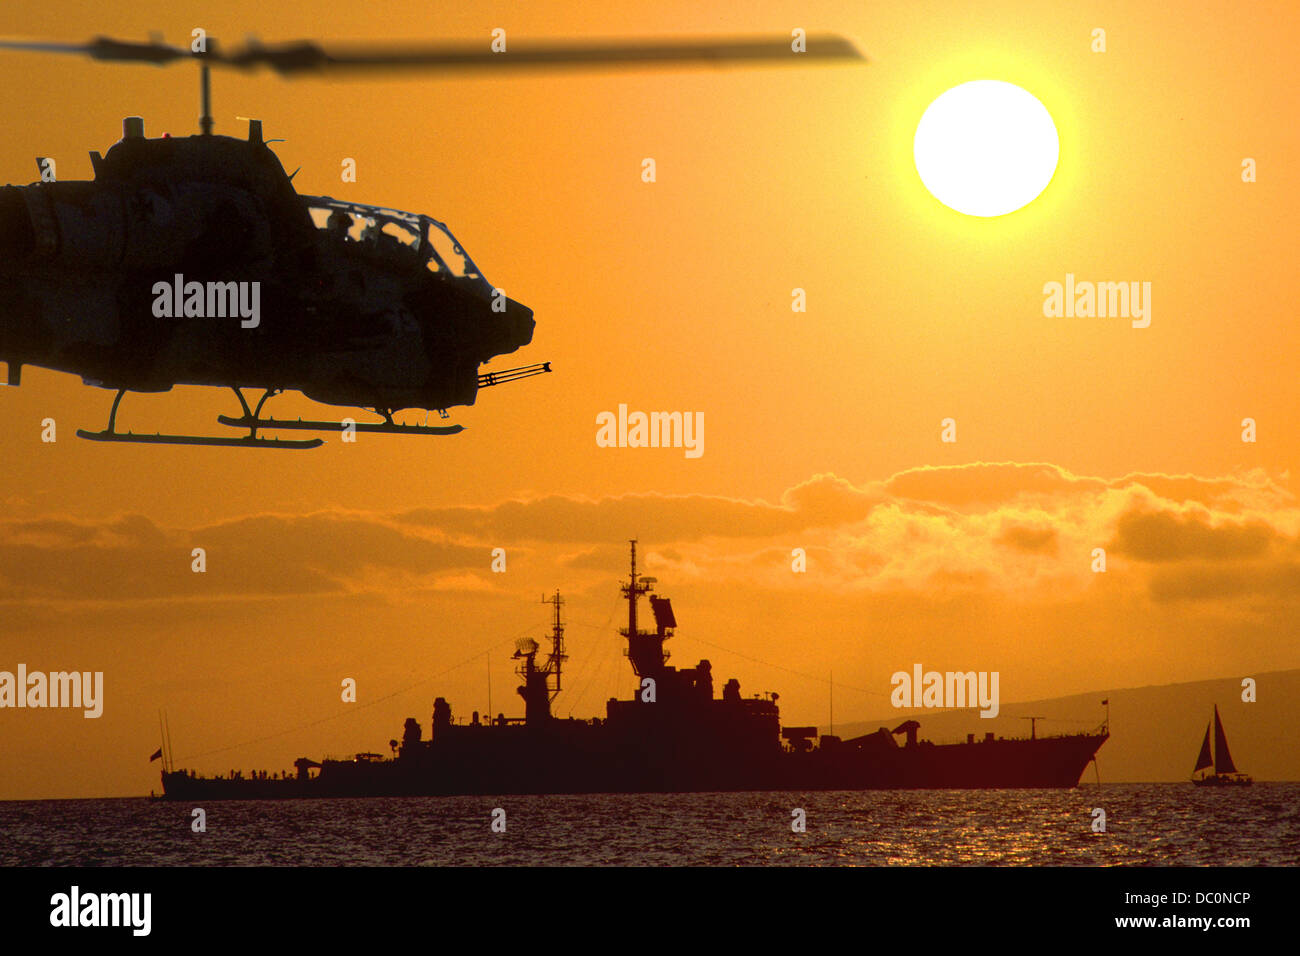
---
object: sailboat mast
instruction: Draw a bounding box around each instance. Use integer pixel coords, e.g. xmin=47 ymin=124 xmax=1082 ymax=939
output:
xmin=1212 ymin=705 xmax=1238 ymax=774
xmin=1193 ymin=719 xmax=1213 ymax=777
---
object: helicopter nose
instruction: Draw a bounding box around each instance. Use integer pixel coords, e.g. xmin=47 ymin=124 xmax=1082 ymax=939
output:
xmin=501 ymin=296 xmax=535 ymax=351
xmin=468 ymin=292 xmax=535 ymax=362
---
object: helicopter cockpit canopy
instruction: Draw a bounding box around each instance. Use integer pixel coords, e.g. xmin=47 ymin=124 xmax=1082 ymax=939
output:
xmin=302 ymin=195 xmax=492 ymax=296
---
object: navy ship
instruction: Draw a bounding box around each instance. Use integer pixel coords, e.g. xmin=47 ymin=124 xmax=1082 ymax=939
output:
xmin=160 ymin=542 xmax=1109 ymax=799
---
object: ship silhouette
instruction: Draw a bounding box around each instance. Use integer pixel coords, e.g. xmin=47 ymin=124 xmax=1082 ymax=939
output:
xmin=161 ymin=541 xmax=1109 ymax=799
xmin=1191 ymin=705 xmax=1252 ymax=786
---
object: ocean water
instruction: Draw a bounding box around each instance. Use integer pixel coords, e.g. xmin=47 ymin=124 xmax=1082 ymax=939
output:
xmin=1 ymin=784 xmax=1296 ymax=866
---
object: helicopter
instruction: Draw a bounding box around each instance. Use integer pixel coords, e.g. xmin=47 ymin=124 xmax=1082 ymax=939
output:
xmin=0 ymin=33 xmax=863 ymax=448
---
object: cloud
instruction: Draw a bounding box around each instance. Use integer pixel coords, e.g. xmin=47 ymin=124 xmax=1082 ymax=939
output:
xmin=997 ymin=524 xmax=1059 ymax=555
xmin=1147 ymin=562 xmax=1300 ymax=602
xmin=2 ymin=463 xmax=1295 ymax=612
xmin=0 ymin=511 xmax=483 ymax=603
xmin=397 ymin=472 xmax=880 ymax=543
xmin=1111 ymin=507 xmax=1279 ymax=563
xmin=883 ymin=462 xmax=1105 ymax=508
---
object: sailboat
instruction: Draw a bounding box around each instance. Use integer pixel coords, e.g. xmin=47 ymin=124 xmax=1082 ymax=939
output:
xmin=1191 ymin=705 xmax=1252 ymax=786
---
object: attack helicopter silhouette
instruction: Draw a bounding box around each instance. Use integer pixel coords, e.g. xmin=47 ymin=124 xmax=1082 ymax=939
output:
xmin=0 ymin=33 xmax=863 ymax=448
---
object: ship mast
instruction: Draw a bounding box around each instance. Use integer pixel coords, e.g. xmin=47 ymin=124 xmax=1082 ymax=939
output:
xmin=515 ymin=590 xmax=568 ymax=725
xmin=620 ymin=539 xmax=668 ymax=678
xmin=624 ymin=539 xmax=647 ymax=641
xmin=543 ymin=589 xmax=567 ymax=703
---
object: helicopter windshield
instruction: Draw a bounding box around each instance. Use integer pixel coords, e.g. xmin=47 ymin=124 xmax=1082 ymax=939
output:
xmin=303 ymin=195 xmax=492 ymax=294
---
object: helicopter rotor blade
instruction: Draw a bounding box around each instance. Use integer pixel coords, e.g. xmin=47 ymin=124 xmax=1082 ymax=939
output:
xmin=227 ymin=35 xmax=866 ymax=74
xmin=0 ymin=33 xmax=865 ymax=75
xmin=0 ymin=36 xmax=193 ymax=65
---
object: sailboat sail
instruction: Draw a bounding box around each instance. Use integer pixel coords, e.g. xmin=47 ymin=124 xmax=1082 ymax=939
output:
xmin=1193 ymin=724 xmax=1213 ymax=773
xmin=1212 ymin=706 xmax=1237 ymax=774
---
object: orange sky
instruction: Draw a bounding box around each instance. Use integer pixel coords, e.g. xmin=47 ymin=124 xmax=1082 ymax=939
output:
xmin=1 ymin=1 xmax=1298 ymax=798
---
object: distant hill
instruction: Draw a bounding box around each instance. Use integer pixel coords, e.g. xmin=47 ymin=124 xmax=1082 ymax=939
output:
xmin=830 ymin=670 xmax=1297 ymax=782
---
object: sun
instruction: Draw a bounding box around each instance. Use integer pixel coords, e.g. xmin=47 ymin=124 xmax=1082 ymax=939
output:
xmin=914 ymin=80 xmax=1059 ymax=217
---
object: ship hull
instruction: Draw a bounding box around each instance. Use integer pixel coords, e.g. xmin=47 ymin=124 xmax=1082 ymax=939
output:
xmin=160 ymin=731 xmax=1108 ymax=800
xmin=1191 ymin=773 xmax=1252 ymax=787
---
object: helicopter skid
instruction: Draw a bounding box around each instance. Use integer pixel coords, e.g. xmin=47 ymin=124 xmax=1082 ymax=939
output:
xmin=74 ymin=386 xmax=322 ymax=449
xmin=217 ymin=415 xmax=464 ymax=436
xmin=76 ymin=428 xmax=322 ymax=449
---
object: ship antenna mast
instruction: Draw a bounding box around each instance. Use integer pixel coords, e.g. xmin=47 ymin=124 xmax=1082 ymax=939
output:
xmin=157 ymin=710 xmax=168 ymax=774
xmin=622 ymin=538 xmax=654 ymax=638
xmin=199 ymin=61 xmax=213 ymax=135
xmin=543 ymin=589 xmax=567 ymax=702
xmin=163 ymin=709 xmax=175 ymax=772
xmin=627 ymin=539 xmax=639 ymax=637
xmin=1018 ymin=716 xmax=1045 ymax=740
